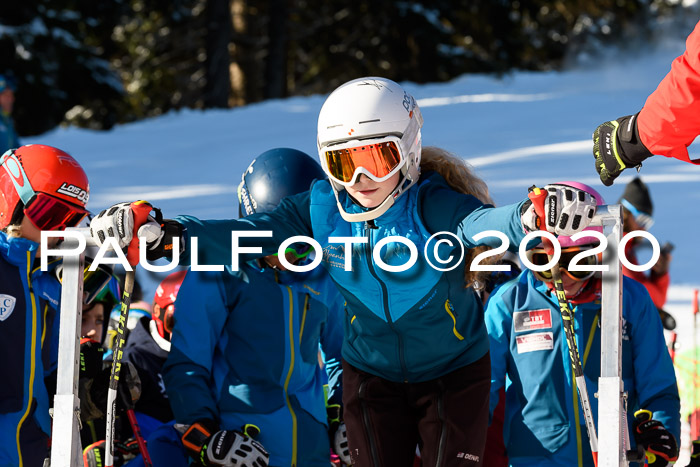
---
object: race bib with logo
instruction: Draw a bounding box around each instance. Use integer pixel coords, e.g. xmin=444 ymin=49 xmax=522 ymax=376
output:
xmin=516 ymin=332 xmax=554 ymax=353
xmin=513 ymin=309 xmax=552 ymax=333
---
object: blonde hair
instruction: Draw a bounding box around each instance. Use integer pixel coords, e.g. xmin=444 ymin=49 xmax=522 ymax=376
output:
xmin=5 ymin=225 xmax=22 ymax=237
xmin=3 ymin=206 xmax=23 ymax=237
xmin=419 ymin=146 xmax=499 ymax=290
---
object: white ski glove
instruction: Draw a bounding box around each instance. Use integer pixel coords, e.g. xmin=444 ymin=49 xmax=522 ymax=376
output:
xmin=90 ymin=202 xmax=183 ymax=261
xmin=333 ymin=422 xmax=352 ymax=465
xmin=521 ymin=184 xmax=597 ymax=236
xmin=203 ymin=429 xmax=269 ymax=467
xmin=90 ymin=202 xmax=161 ymax=248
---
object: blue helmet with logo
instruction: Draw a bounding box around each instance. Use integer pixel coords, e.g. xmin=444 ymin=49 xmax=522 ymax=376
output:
xmin=237 ymin=148 xmax=326 ymax=217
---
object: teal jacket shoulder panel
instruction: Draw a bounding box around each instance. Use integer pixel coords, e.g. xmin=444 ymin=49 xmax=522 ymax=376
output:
xmin=417 ymin=171 xmax=529 ymax=250
xmin=175 ymin=187 xmax=316 ymax=267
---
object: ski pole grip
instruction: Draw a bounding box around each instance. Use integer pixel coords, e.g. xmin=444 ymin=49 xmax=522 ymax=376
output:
xmin=528 ymin=186 xmax=555 ymax=255
xmin=527 ymin=186 xmax=547 ymax=225
xmin=127 ymin=201 xmax=153 ymax=267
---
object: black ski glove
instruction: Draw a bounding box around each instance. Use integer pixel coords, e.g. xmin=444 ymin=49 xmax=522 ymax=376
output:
xmin=633 ymin=409 xmax=679 ymax=467
xmin=593 ymin=113 xmax=654 ymax=186
xmin=687 ymin=439 xmax=700 ymax=467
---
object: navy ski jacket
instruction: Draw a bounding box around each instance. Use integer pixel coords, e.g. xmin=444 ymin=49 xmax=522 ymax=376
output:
xmin=485 ymin=272 xmax=680 ymax=467
xmin=0 ymin=232 xmax=61 ymax=465
xmin=175 ymin=171 xmax=528 ymax=383
xmin=122 ymin=316 xmax=173 ymax=423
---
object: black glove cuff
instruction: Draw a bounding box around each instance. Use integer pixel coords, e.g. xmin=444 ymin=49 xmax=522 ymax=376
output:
xmin=617 ymin=113 xmax=653 ymax=165
xmin=145 ymin=219 xmax=184 ymax=261
xmin=182 ymin=418 xmax=219 ymax=454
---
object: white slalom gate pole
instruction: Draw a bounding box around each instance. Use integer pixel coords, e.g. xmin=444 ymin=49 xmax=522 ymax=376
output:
xmin=594 ymin=204 xmax=640 ymax=466
xmin=50 ymin=228 xmax=96 ymax=467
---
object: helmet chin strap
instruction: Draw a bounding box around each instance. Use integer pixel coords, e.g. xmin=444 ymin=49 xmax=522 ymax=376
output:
xmin=332 ymin=164 xmax=419 ymax=222
xmin=334 ymin=188 xmax=395 ymax=222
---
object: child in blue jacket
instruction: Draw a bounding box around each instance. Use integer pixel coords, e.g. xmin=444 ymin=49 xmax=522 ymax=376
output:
xmin=155 ymin=149 xmax=345 ymax=467
xmin=485 ymin=182 xmax=680 ymax=467
xmin=0 ymin=145 xmax=90 ymax=466
xmin=90 ymin=77 xmax=599 ymax=466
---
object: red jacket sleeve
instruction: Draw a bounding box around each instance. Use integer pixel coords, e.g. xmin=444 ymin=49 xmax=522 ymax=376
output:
xmin=637 ymin=20 xmax=700 ymax=164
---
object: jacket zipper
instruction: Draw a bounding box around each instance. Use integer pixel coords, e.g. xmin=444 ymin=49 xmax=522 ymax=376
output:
xmin=358 ymin=378 xmax=381 ymax=466
xmin=364 ymin=221 xmax=409 ymax=382
xmin=17 ymin=252 xmax=38 ymax=467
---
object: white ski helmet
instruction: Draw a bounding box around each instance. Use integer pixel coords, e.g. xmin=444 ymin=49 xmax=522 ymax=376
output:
xmin=317 ymin=77 xmax=423 ymax=222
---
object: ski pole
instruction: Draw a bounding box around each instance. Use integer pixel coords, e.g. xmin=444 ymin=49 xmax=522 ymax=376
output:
xmin=118 ymin=364 xmax=153 ymax=467
xmin=105 ymin=201 xmax=153 ymax=467
xmin=528 ymin=187 xmax=599 ymax=467
xmin=125 ymin=408 xmax=153 ymax=467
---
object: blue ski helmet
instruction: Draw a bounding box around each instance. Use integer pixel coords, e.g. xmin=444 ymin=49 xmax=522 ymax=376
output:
xmin=238 ymin=148 xmax=326 ymax=217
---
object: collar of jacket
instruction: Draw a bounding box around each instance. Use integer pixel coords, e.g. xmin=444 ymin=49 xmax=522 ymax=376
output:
xmin=336 ymin=176 xmax=421 ymax=227
xmin=0 ymin=231 xmax=38 ymax=267
xmin=532 ymin=272 xmax=602 ymax=308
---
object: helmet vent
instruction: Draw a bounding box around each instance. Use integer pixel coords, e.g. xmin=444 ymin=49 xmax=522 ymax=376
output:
xmin=359 ymin=119 xmax=380 ymax=124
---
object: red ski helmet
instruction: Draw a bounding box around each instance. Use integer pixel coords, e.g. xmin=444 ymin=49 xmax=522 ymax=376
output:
xmin=0 ymin=145 xmax=89 ymax=230
xmin=152 ymin=270 xmax=187 ymax=339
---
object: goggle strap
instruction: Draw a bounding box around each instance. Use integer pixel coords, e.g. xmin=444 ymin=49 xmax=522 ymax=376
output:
xmin=0 ymin=150 xmax=36 ymax=205
xmin=620 ymin=199 xmax=654 ymax=229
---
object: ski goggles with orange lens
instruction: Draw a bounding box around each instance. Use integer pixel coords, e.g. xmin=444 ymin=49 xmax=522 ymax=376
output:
xmin=24 ymin=192 xmax=89 ymax=231
xmin=323 ymin=138 xmax=403 ymax=186
xmin=527 ymin=246 xmax=600 ymax=282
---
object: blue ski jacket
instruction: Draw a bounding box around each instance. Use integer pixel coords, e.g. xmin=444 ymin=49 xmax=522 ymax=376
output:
xmin=162 ymin=261 xmax=344 ymax=467
xmin=0 ymin=232 xmax=61 ymax=466
xmin=175 ymin=172 xmax=528 ymax=383
xmin=485 ymin=272 xmax=680 ymax=467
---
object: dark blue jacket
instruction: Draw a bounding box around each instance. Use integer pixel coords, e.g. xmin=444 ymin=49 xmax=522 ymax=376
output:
xmin=122 ymin=316 xmax=173 ymax=423
xmin=0 ymin=232 xmax=61 ymax=464
xmin=175 ymin=172 xmax=528 ymax=382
